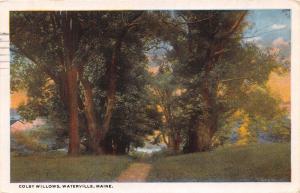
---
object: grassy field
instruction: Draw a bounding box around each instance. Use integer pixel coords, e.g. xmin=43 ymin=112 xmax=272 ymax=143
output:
xmin=147 ymin=143 xmax=291 ymax=182
xmin=11 ymin=154 xmax=131 ymax=182
xmin=11 ymin=143 xmax=290 ymax=182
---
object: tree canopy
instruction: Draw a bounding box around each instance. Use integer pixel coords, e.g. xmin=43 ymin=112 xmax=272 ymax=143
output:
xmin=10 ymin=10 xmax=290 ymax=155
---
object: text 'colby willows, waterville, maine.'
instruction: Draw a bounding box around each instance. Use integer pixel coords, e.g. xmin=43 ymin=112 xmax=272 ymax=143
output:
xmin=19 ymin=184 xmax=113 ymax=189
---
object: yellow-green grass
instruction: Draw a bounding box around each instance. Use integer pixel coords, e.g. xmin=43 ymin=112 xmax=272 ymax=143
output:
xmin=147 ymin=143 xmax=290 ymax=182
xmin=11 ymin=155 xmax=131 ymax=182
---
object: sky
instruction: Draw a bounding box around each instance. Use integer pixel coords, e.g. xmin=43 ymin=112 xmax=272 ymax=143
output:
xmin=245 ymin=10 xmax=291 ymax=104
xmin=244 ymin=10 xmax=291 ymax=57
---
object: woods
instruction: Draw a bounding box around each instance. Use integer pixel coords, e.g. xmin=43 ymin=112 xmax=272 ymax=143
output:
xmin=10 ymin=11 xmax=290 ymax=156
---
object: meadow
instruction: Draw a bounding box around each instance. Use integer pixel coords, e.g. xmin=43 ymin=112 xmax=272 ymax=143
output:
xmin=11 ymin=143 xmax=290 ymax=182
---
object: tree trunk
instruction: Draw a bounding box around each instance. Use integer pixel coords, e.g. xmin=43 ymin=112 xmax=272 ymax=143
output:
xmin=185 ymin=79 xmax=218 ymax=153
xmin=103 ymin=137 xmax=114 ymax=154
xmin=78 ymin=42 xmax=120 ymax=154
xmin=81 ymin=79 xmax=104 ymax=154
xmin=195 ymin=122 xmax=213 ymax=151
xmin=184 ymin=122 xmax=214 ymax=152
xmin=100 ymin=47 xmax=118 ymax=140
xmin=168 ymin=131 xmax=181 ymax=153
xmin=67 ymin=66 xmax=80 ymax=155
xmin=79 ymin=17 xmax=141 ymax=154
xmin=78 ymin=41 xmax=120 ymax=155
xmin=62 ymin=13 xmax=82 ymax=155
xmin=81 ymin=79 xmax=103 ymax=154
xmin=183 ymin=128 xmax=198 ymax=153
xmin=196 ymin=85 xmax=218 ymax=152
xmin=58 ymin=73 xmax=69 ymax=109
xmin=182 ymin=13 xmax=247 ymax=153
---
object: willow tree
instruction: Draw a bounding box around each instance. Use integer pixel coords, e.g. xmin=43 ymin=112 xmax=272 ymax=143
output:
xmin=10 ymin=11 xmax=165 ymax=155
xmin=10 ymin=12 xmax=89 ymax=155
xmin=166 ymin=11 xmax=283 ymax=152
xmin=76 ymin=12 xmax=148 ymax=154
xmin=10 ymin=11 xmax=146 ymax=154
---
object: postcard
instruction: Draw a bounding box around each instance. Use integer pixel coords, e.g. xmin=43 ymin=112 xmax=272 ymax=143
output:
xmin=0 ymin=0 xmax=299 ymax=193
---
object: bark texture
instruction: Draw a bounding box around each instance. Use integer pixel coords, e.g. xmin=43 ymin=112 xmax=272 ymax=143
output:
xmin=67 ymin=66 xmax=80 ymax=155
xmin=81 ymin=79 xmax=104 ymax=154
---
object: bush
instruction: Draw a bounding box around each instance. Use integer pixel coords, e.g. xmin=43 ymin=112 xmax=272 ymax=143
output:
xmin=11 ymin=125 xmax=57 ymax=154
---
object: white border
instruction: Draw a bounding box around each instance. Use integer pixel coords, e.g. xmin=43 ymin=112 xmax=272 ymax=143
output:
xmin=0 ymin=1 xmax=299 ymax=193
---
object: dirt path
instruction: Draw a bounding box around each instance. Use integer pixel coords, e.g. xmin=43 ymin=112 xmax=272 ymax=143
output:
xmin=116 ymin=163 xmax=152 ymax=182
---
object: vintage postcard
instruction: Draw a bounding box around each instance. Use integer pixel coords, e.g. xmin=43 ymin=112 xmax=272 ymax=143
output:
xmin=0 ymin=0 xmax=300 ymax=193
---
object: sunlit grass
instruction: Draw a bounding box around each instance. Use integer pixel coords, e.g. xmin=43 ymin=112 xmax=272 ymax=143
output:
xmin=147 ymin=143 xmax=290 ymax=182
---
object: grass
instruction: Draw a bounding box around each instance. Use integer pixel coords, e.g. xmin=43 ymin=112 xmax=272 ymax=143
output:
xmin=11 ymin=143 xmax=291 ymax=182
xmin=147 ymin=143 xmax=291 ymax=182
xmin=11 ymin=154 xmax=132 ymax=182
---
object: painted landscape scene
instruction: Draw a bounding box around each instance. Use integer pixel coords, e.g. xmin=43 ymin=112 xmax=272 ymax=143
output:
xmin=10 ymin=10 xmax=291 ymax=182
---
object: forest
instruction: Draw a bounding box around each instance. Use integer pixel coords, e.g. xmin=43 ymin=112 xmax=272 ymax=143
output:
xmin=10 ymin=10 xmax=290 ymax=158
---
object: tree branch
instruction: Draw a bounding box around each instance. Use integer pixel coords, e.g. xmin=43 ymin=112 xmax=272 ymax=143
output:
xmin=220 ymin=12 xmax=247 ymax=39
xmin=220 ymin=76 xmax=249 ymax=83
xmin=10 ymin=46 xmax=58 ymax=82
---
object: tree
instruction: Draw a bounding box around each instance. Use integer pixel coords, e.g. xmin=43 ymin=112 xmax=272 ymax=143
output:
xmin=11 ymin=11 xmax=289 ymax=155
xmin=167 ymin=11 xmax=286 ymax=152
xmin=10 ymin=11 xmax=163 ymax=154
xmin=75 ymin=11 xmax=148 ymax=154
xmin=11 ymin=12 xmax=87 ymax=155
xmin=150 ymin=62 xmax=184 ymax=152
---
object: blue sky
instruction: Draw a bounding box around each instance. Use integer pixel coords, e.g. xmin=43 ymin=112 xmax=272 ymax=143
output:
xmin=244 ymin=10 xmax=291 ymax=56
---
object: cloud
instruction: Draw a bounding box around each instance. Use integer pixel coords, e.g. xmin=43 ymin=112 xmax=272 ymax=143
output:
xmin=271 ymin=24 xmax=287 ymax=30
xmin=272 ymin=37 xmax=289 ymax=48
xmin=270 ymin=38 xmax=291 ymax=64
xmin=269 ymin=47 xmax=280 ymax=56
xmin=244 ymin=36 xmax=262 ymax=43
xmin=243 ymin=36 xmax=264 ymax=48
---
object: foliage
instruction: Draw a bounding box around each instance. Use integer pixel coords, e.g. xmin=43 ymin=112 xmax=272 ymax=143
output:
xmin=162 ymin=11 xmax=289 ymax=151
xmin=10 ymin=11 xmax=290 ymax=154
xmin=10 ymin=11 xmax=166 ymax=154
xmin=12 ymin=125 xmax=57 ymax=153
